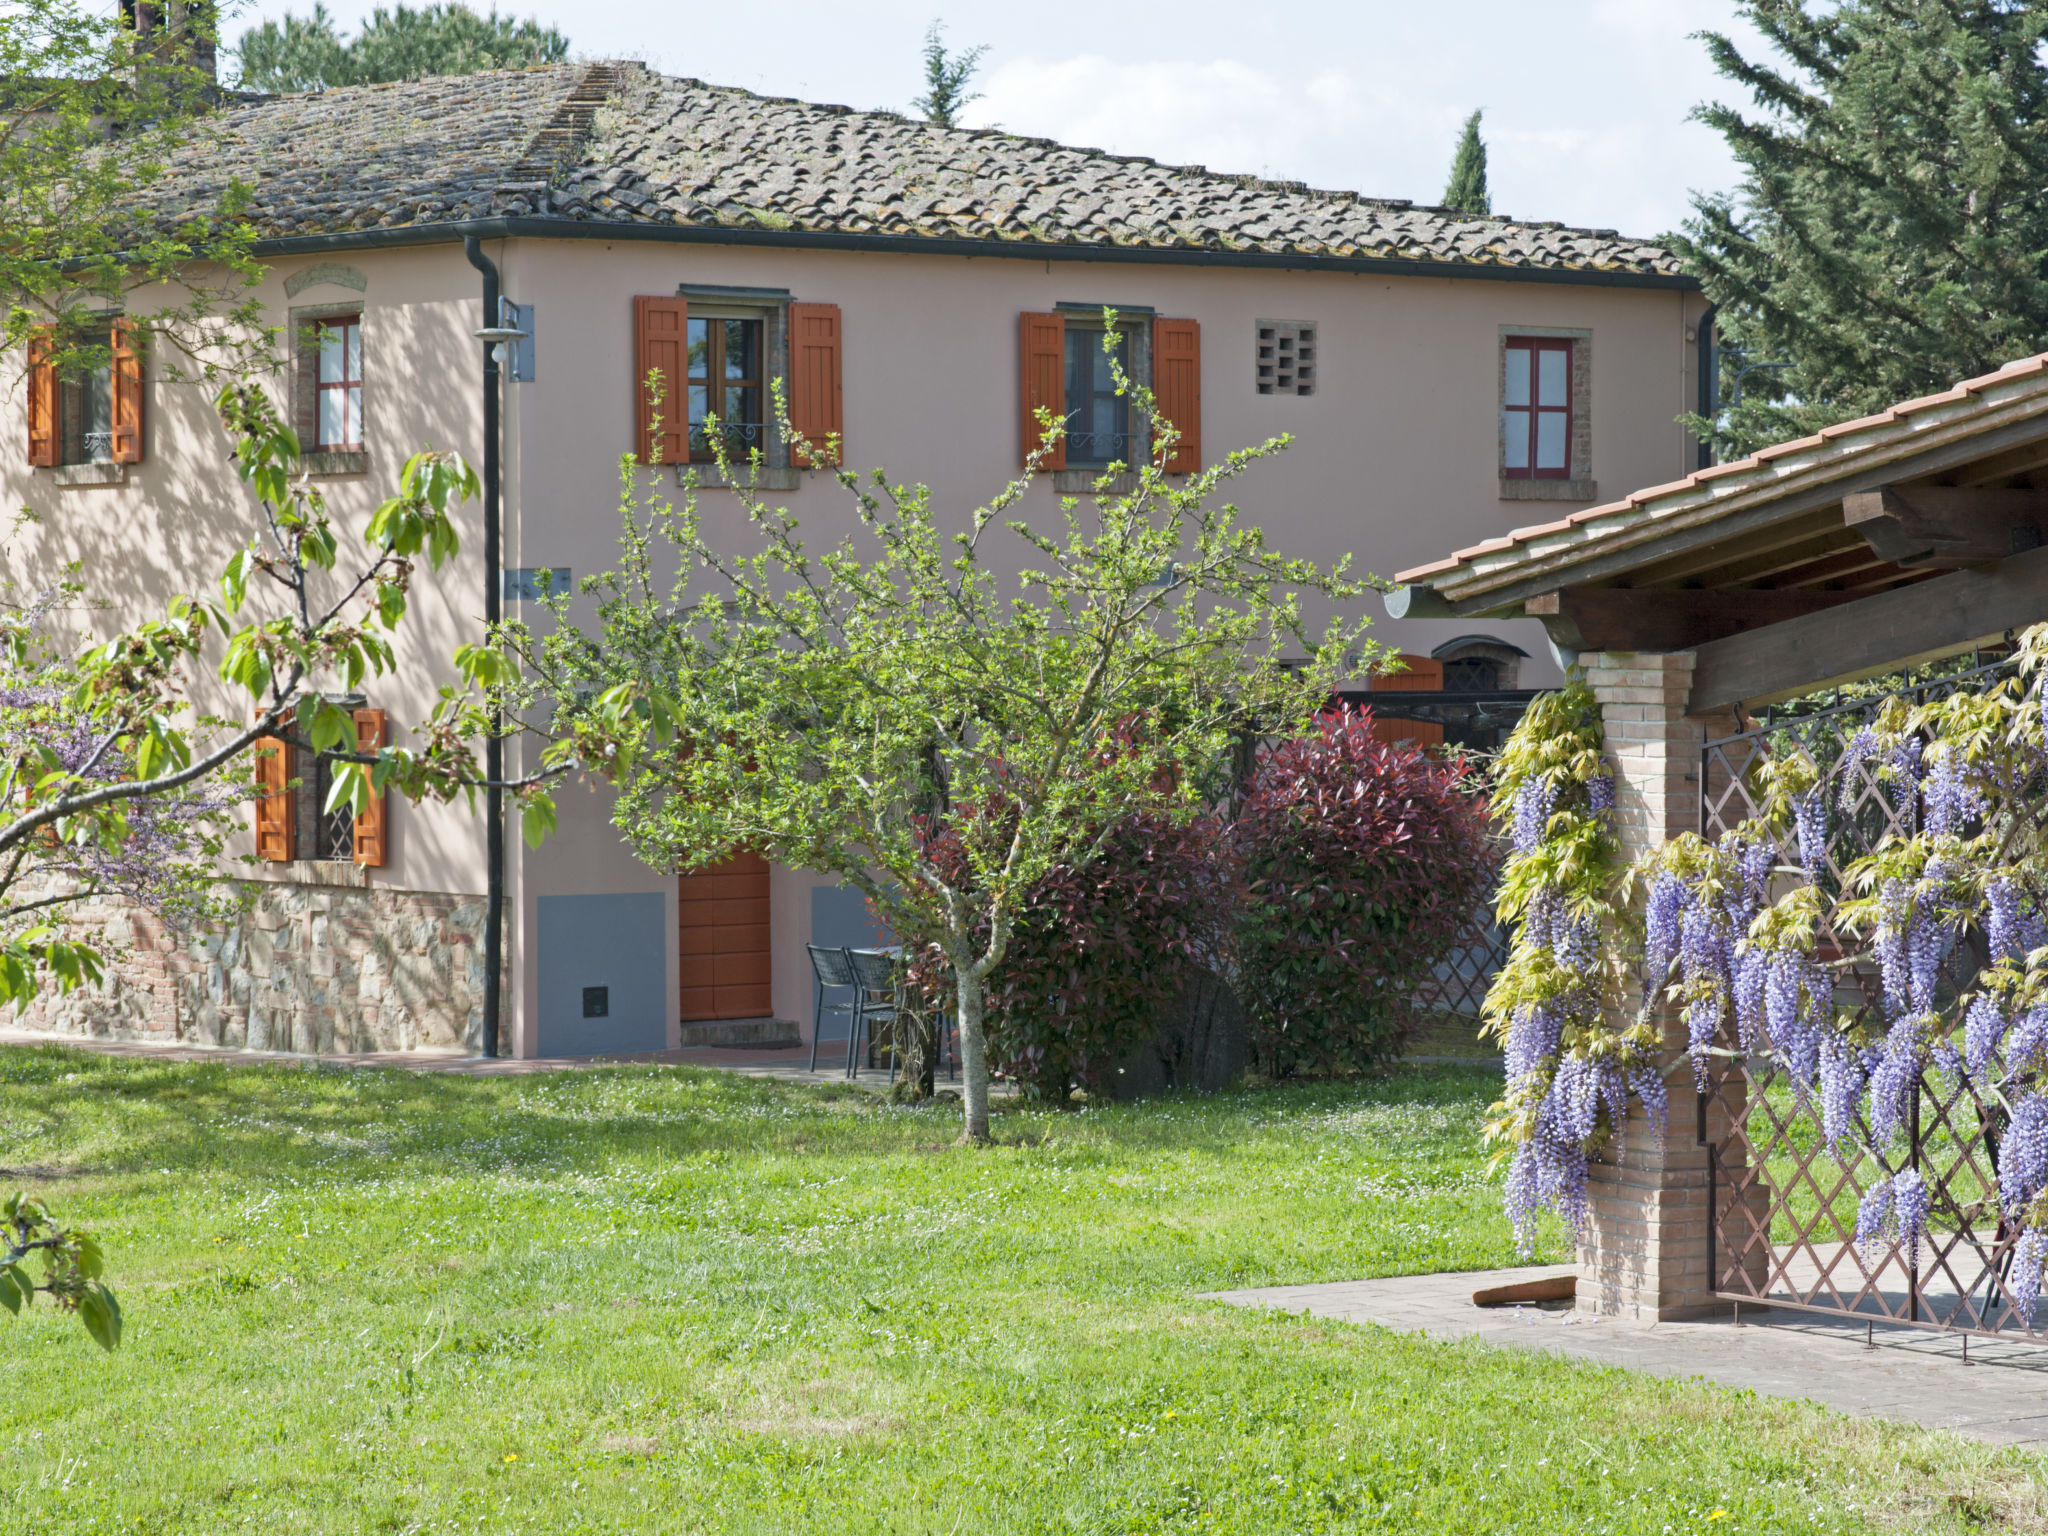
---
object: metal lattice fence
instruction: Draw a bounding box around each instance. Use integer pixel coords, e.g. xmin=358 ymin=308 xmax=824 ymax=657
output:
xmin=1700 ymin=657 xmax=2041 ymax=1338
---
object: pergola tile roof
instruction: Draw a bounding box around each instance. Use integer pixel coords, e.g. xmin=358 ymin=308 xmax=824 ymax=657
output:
xmin=143 ymin=61 xmax=1685 ymax=279
xmin=1399 ymin=352 xmax=2048 ymax=603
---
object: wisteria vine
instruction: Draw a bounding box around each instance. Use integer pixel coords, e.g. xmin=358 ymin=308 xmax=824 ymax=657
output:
xmin=1483 ymin=677 xmax=1661 ymax=1250
xmin=1489 ymin=625 xmax=2048 ymax=1314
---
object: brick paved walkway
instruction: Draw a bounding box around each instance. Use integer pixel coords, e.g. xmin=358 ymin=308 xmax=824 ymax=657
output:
xmin=1208 ymin=1266 xmax=2048 ymax=1449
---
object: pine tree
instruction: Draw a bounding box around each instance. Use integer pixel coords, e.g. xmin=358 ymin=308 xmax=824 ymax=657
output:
xmin=234 ymin=2 xmax=568 ymax=92
xmin=913 ymin=20 xmax=987 ymax=129
xmin=1441 ymin=110 xmax=1490 ymax=217
xmin=1673 ymin=0 xmax=2048 ymax=456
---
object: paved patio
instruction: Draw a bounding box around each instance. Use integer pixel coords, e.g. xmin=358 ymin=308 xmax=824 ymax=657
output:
xmin=1207 ymin=1265 xmax=2048 ymax=1448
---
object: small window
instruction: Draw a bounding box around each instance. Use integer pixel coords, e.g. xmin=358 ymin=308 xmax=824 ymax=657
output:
xmin=1256 ymin=321 xmax=1316 ymax=396
xmin=314 ymin=318 xmax=363 ymax=451
xmin=57 ymin=325 xmax=115 ymax=466
xmin=1064 ymin=325 xmax=1132 ymax=466
xmin=1433 ymin=637 xmax=1526 ymax=692
xmin=294 ymin=739 xmax=358 ymax=862
xmin=687 ymin=316 xmax=765 ymax=462
xmin=1503 ymin=337 xmax=1573 ymax=480
xmin=253 ymin=701 xmax=388 ymax=867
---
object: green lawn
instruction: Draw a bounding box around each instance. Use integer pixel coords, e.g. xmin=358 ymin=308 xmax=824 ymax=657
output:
xmin=0 ymin=1047 xmax=2038 ymax=1534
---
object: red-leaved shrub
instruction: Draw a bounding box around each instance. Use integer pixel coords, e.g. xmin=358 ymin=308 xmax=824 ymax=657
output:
xmin=904 ymin=812 xmax=1235 ymax=1101
xmin=1231 ymin=707 xmax=1494 ymax=1075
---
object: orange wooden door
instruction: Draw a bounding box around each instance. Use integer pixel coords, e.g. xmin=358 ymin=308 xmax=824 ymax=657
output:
xmin=1367 ymin=654 xmax=1445 ymax=747
xmin=678 ymin=851 xmax=772 ymax=1021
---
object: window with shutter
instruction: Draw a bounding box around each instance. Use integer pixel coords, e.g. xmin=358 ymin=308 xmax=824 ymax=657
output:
xmin=109 ymin=317 xmax=143 ymax=464
xmin=351 ymin=708 xmax=388 ymax=867
xmin=633 ymin=294 xmax=689 ymax=465
xmin=1152 ymin=317 xmax=1201 ymax=472
xmin=1019 ymin=311 xmax=1066 ymax=470
xmin=787 ymin=302 xmax=843 ymax=467
xmin=253 ymin=728 xmax=295 ymax=863
xmin=26 ymin=329 xmax=56 ymax=468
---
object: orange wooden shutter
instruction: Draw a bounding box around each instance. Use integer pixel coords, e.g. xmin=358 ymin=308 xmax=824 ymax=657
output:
xmin=1152 ymin=317 xmax=1201 ymax=473
xmin=633 ymin=294 xmax=689 ymax=465
xmin=351 ymin=708 xmax=387 ymax=867
xmin=109 ymin=316 xmax=143 ymax=464
xmin=1370 ymin=654 xmax=1445 ymax=692
xmin=253 ymin=727 xmax=294 ymax=862
xmin=787 ymin=301 xmax=843 ymax=467
xmin=26 ymin=328 xmax=57 ymax=467
xmin=1019 ymin=311 xmax=1066 ymax=470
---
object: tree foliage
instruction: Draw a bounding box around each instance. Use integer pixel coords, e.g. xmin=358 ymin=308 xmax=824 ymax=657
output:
xmin=1673 ymin=0 xmax=2048 ymax=456
xmin=1 ymin=0 xmax=263 ymax=387
xmin=501 ymin=326 xmax=1369 ymax=1142
xmin=1234 ymin=709 xmax=1495 ymax=1077
xmin=912 ymin=19 xmax=986 ymax=129
xmin=233 ymin=2 xmax=569 ymax=93
xmin=1441 ymin=110 xmax=1491 ymax=218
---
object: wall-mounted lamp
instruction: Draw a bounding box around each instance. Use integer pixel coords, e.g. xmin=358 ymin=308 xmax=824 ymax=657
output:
xmin=473 ymin=324 xmax=529 ymax=372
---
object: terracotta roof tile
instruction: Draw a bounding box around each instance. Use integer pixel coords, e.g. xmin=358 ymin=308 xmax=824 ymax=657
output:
xmin=140 ymin=62 xmax=1687 ymax=278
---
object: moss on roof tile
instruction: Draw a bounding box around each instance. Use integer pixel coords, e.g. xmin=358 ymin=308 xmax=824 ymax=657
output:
xmin=143 ymin=61 xmax=1683 ymax=277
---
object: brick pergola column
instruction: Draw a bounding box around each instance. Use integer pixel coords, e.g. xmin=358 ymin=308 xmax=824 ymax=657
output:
xmin=1574 ymin=650 xmax=1745 ymax=1321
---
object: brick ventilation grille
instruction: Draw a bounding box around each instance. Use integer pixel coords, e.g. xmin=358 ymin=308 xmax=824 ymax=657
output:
xmin=1700 ymin=658 xmax=2044 ymax=1339
xmin=1255 ymin=321 xmax=1316 ymax=396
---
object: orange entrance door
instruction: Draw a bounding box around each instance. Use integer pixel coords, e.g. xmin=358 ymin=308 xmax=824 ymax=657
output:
xmin=678 ymin=851 xmax=772 ymax=1021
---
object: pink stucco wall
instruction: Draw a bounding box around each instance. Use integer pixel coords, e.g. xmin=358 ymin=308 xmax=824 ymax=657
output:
xmin=0 ymin=234 xmax=1707 ymax=1056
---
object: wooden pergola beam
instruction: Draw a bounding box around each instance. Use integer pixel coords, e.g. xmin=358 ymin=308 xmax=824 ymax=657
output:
xmin=1526 ymin=587 xmax=1855 ymax=654
xmin=1843 ymin=485 xmax=2048 ymax=567
xmin=1432 ymin=410 xmax=2048 ymax=615
xmin=1687 ymin=542 xmax=2048 ymax=714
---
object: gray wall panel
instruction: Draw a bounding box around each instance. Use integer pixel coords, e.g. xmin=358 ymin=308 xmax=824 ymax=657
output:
xmin=537 ymin=892 xmax=668 ymax=1056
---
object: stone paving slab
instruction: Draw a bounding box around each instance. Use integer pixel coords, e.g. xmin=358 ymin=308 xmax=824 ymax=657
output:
xmin=1205 ymin=1266 xmax=2048 ymax=1449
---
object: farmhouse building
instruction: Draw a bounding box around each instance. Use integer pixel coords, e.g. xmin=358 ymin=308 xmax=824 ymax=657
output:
xmin=3 ymin=60 xmax=1709 ymax=1057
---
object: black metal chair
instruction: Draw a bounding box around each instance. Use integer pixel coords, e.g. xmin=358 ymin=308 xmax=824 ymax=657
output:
xmin=806 ymin=943 xmax=860 ymax=1071
xmin=845 ymin=947 xmax=901 ymax=1080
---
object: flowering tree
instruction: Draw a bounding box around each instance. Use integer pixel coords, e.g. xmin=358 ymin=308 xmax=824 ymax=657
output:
xmin=500 ymin=334 xmax=1370 ymax=1143
xmin=0 ymin=390 xmax=558 ymax=1345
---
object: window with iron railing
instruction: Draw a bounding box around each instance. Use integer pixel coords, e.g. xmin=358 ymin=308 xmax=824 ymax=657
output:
xmin=687 ymin=316 xmax=765 ymax=463
xmin=1063 ymin=324 xmax=1134 ymax=467
xmin=58 ymin=325 xmax=114 ymax=466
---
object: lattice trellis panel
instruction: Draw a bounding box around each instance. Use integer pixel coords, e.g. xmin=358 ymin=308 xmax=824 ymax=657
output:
xmin=1700 ymin=659 xmax=2039 ymax=1338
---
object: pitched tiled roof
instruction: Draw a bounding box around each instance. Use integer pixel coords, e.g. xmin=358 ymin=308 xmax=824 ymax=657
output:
xmin=1397 ymin=352 xmax=2048 ymax=603
xmin=146 ymin=61 xmax=1686 ymax=280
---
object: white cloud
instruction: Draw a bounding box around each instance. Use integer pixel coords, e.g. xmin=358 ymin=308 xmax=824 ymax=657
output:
xmin=969 ymin=55 xmax=1373 ymax=185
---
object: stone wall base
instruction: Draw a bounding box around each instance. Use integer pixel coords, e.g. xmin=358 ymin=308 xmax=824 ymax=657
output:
xmin=4 ymin=880 xmax=486 ymax=1056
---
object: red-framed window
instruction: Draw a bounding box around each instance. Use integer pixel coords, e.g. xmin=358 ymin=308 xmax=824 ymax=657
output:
xmin=315 ymin=318 xmax=363 ymax=451
xmin=1503 ymin=337 xmax=1572 ymax=480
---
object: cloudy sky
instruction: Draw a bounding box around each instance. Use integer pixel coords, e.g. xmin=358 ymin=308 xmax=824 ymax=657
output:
xmin=223 ymin=0 xmax=1766 ymax=241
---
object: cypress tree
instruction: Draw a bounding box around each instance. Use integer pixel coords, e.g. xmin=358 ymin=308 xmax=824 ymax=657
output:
xmin=1442 ymin=110 xmax=1490 ymax=217
xmin=913 ymin=20 xmax=987 ymax=129
xmin=1673 ymin=0 xmax=2048 ymax=456
xmin=234 ymin=3 xmax=568 ymax=92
